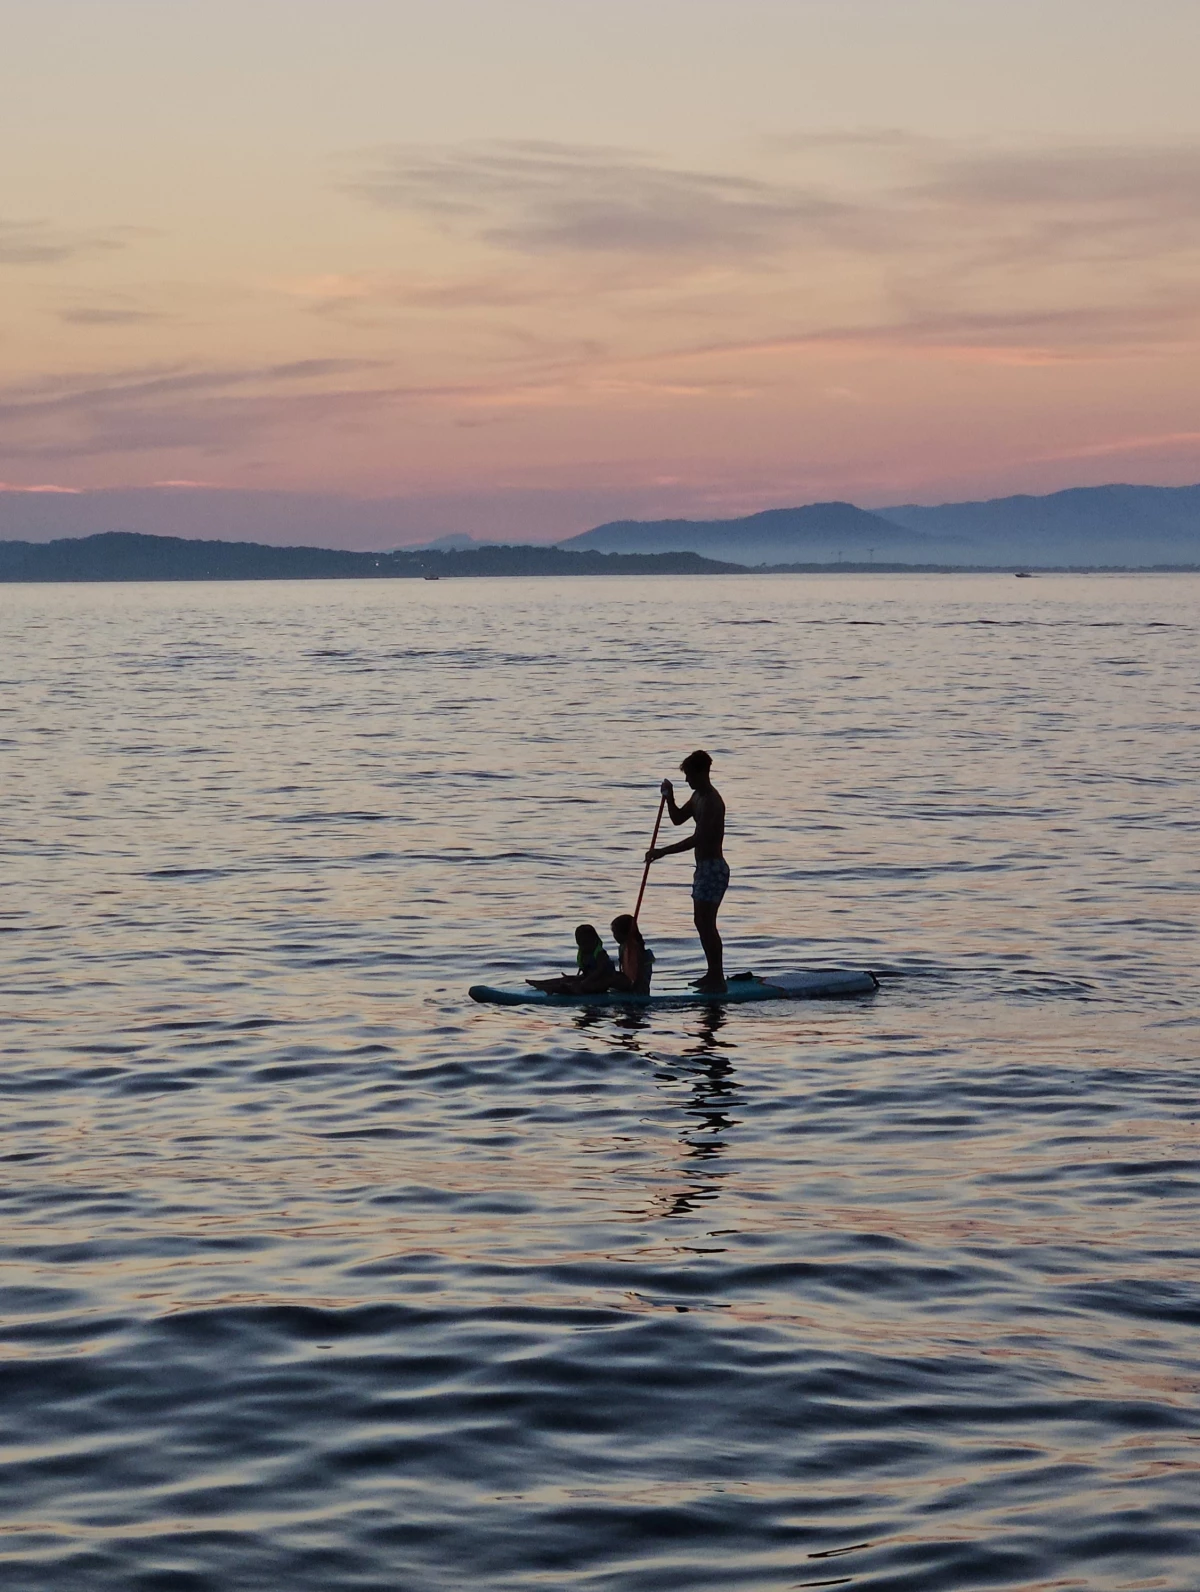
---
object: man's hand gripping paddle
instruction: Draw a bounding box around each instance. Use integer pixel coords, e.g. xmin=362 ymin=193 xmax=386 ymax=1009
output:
xmin=633 ymin=790 xmax=667 ymax=925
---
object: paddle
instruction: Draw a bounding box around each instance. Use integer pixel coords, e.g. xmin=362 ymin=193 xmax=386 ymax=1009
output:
xmin=633 ymin=792 xmax=667 ymax=924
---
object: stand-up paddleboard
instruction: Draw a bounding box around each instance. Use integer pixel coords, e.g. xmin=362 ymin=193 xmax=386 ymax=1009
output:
xmin=469 ymin=970 xmax=879 ymax=1008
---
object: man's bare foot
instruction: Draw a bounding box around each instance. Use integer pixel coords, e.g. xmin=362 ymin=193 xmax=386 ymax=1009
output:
xmin=693 ymin=976 xmax=727 ymax=995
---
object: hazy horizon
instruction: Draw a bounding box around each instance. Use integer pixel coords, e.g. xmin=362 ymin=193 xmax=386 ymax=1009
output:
xmin=4 ymin=477 xmax=1200 ymax=553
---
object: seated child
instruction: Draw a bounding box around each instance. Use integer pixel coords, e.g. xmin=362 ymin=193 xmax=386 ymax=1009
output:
xmin=608 ymin=914 xmax=654 ymax=995
xmin=528 ymin=924 xmax=615 ymax=994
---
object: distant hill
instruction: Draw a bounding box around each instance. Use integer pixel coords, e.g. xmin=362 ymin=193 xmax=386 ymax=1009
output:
xmin=563 ymin=484 xmax=1200 ymax=567
xmin=561 ymin=501 xmax=921 ymax=564
xmin=876 ymin=484 xmax=1200 ymax=565
xmin=413 ymin=532 xmax=486 ymax=551
xmin=0 ymin=531 xmax=742 ymax=582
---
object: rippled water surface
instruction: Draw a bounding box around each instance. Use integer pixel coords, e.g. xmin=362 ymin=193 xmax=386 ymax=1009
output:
xmin=3 ymin=573 xmax=1198 ymax=1591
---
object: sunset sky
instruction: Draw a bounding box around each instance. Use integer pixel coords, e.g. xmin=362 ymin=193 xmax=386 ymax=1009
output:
xmin=4 ymin=0 xmax=1200 ymax=542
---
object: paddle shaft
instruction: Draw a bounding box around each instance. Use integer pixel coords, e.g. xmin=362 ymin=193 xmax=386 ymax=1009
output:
xmin=633 ymin=793 xmax=667 ymax=924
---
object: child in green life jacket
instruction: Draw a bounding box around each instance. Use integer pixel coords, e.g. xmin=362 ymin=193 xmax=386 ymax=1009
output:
xmin=528 ymin=924 xmax=615 ymax=994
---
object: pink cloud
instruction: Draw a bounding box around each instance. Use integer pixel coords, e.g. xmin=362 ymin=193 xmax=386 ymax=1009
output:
xmin=1042 ymin=430 xmax=1200 ymax=462
xmin=0 ymin=481 xmax=82 ymax=493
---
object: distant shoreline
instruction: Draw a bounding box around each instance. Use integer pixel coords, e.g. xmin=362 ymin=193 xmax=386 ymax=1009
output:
xmin=5 ymin=566 xmax=1199 ymax=582
xmin=1 ymin=532 xmax=1197 ymax=583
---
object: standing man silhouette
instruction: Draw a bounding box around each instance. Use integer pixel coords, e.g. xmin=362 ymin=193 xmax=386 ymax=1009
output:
xmin=646 ymin=749 xmax=728 ymax=993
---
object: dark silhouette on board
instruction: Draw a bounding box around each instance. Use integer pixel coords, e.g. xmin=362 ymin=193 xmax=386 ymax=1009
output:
xmin=528 ymin=917 xmax=655 ymax=997
xmin=646 ymin=750 xmax=729 ymax=995
xmin=609 ymin=914 xmax=654 ymax=996
xmin=528 ymin=925 xmax=615 ymax=996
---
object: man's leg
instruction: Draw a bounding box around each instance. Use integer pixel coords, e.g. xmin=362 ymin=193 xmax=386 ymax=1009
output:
xmin=693 ymin=900 xmax=725 ymax=989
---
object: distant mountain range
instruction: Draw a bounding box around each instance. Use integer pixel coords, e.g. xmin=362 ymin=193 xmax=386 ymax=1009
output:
xmin=560 ymin=501 xmax=903 ymax=564
xmin=2 ymin=483 xmax=1198 ymax=573
xmin=878 ymin=484 xmax=1200 ymax=566
xmin=560 ymin=485 xmax=1200 ymax=567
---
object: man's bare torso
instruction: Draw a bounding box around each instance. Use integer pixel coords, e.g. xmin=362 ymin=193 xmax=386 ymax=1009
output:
xmin=684 ymin=785 xmax=725 ymax=861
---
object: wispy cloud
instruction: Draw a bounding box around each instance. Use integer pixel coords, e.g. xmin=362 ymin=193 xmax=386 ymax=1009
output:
xmin=281 ymin=269 xmax=556 ymax=318
xmin=339 ymin=135 xmax=1200 ymax=360
xmin=58 ymin=306 xmax=168 ymax=326
xmin=0 ymin=219 xmax=140 ymax=266
xmin=0 ymin=358 xmax=385 ymax=416
xmin=346 ymin=140 xmax=852 ymax=260
xmin=653 ymin=292 xmax=1200 ymax=368
xmin=0 ymin=342 xmax=754 ymax=467
xmin=921 ymin=143 xmax=1200 ymax=223
xmin=0 ymin=359 xmax=404 ymax=462
xmin=1040 ymin=429 xmax=1200 ymax=462
xmin=345 ymin=134 xmax=1200 ymax=264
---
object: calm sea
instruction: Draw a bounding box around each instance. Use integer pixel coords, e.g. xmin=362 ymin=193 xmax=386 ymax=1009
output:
xmin=3 ymin=573 xmax=1198 ymax=1591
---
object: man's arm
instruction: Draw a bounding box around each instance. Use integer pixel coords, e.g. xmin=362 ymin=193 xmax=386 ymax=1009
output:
xmin=660 ymin=779 xmax=694 ymax=826
xmin=647 ymin=833 xmax=696 ymax=861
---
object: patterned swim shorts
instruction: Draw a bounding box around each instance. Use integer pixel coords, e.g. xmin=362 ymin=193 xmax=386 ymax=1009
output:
xmin=692 ymin=857 xmax=731 ymax=904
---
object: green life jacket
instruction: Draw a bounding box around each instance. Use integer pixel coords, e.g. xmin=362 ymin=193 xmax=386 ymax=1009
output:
xmin=576 ymin=942 xmax=602 ymax=971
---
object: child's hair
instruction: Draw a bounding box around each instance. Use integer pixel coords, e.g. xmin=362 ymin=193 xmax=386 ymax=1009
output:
xmin=610 ymin=914 xmax=642 ymax=944
xmin=680 ymin=749 xmax=712 ymax=777
xmin=574 ymin=923 xmax=601 ymax=946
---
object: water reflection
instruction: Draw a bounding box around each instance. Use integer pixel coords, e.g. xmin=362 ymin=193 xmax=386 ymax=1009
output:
xmin=572 ymin=1004 xmax=653 ymax=1051
xmin=571 ymin=1005 xmax=744 ymax=1221
xmin=643 ymin=1007 xmax=743 ymax=1220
